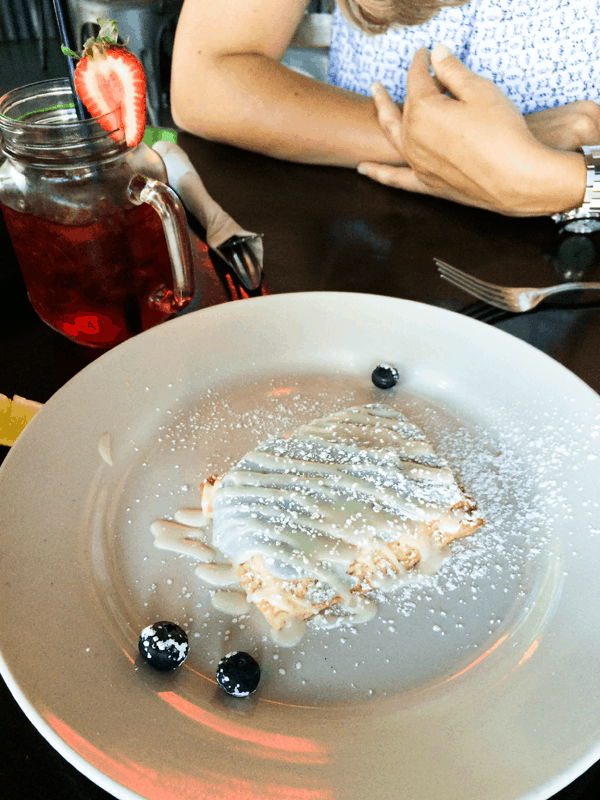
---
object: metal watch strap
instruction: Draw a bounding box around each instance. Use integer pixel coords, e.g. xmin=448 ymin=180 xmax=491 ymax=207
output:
xmin=552 ymin=145 xmax=600 ymax=233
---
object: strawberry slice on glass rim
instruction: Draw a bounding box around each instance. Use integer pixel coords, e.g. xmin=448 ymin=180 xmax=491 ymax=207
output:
xmin=62 ymin=18 xmax=147 ymax=147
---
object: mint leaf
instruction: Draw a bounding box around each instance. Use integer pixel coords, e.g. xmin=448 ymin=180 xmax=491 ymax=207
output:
xmin=97 ymin=17 xmax=118 ymax=44
xmin=61 ymin=45 xmax=80 ymax=59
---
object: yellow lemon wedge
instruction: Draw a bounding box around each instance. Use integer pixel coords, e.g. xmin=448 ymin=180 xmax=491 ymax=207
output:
xmin=0 ymin=394 xmax=43 ymax=447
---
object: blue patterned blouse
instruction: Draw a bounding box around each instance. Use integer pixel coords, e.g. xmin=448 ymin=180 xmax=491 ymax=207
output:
xmin=327 ymin=0 xmax=600 ymax=114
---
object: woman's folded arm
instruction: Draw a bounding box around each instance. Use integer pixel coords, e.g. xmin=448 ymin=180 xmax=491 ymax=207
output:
xmin=170 ymin=0 xmax=405 ymax=167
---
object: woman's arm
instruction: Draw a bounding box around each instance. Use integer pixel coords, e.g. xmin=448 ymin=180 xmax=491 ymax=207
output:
xmin=525 ymin=102 xmax=600 ymax=152
xmin=357 ymin=46 xmax=587 ymax=217
xmin=170 ymin=0 xmax=403 ymax=167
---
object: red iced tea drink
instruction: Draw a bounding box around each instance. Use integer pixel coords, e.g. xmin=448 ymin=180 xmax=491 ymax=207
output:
xmin=0 ymin=79 xmax=195 ymax=349
xmin=2 ymin=202 xmax=177 ymax=347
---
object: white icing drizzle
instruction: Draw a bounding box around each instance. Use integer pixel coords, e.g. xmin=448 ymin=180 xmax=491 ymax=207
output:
xmin=212 ymin=405 xmax=470 ymax=583
xmin=98 ymin=432 xmax=113 ymax=466
xmin=174 ymin=508 xmax=211 ymax=527
xmin=194 ymin=562 xmax=239 ymax=587
xmin=271 ymin=616 xmax=307 ymax=647
xmin=151 ymin=404 xmax=480 ymax=645
xmin=299 ymin=423 xmax=435 ymax=457
xmin=344 ymin=595 xmax=378 ymax=623
xmin=319 ymin=595 xmax=378 ymax=627
xmin=211 ymin=591 xmax=251 ymax=615
xmin=217 ymin=456 xmax=452 ymax=522
xmin=151 ymin=520 xmax=216 ymax=561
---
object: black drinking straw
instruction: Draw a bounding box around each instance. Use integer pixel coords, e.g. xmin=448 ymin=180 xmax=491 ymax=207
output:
xmin=52 ymin=0 xmax=91 ymax=120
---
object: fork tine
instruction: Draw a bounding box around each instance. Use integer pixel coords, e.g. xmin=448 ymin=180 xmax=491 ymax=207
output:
xmin=438 ymin=268 xmax=502 ymax=303
xmin=434 ymin=259 xmax=514 ymax=311
xmin=439 ymin=271 xmax=510 ymax=308
xmin=435 ymin=260 xmax=505 ymax=296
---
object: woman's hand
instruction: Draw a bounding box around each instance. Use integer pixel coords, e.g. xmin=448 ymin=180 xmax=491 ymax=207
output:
xmin=525 ymin=102 xmax=600 ymax=151
xmin=357 ymin=46 xmax=587 ymax=216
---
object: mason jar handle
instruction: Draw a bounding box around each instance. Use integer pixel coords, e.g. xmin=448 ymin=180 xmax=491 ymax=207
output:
xmin=127 ymin=174 xmax=194 ymax=312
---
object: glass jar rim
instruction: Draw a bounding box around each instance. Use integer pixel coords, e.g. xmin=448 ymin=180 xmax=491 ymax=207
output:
xmin=0 ymin=78 xmax=126 ymax=163
xmin=0 ymin=78 xmax=122 ymax=134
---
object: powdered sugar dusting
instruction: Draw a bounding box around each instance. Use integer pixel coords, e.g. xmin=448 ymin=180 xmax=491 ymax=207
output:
xmin=97 ymin=370 xmax=600 ymax=703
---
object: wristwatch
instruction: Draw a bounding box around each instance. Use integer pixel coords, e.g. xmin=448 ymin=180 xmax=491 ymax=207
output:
xmin=552 ymin=145 xmax=600 ymax=233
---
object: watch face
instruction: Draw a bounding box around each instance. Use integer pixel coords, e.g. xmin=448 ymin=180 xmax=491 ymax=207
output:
xmin=562 ymin=217 xmax=600 ymax=234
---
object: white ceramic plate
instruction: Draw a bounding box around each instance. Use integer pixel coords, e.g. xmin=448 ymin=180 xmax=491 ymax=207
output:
xmin=1 ymin=292 xmax=600 ymax=800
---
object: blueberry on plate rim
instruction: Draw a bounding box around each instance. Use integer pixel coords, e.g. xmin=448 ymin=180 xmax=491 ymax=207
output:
xmin=371 ymin=363 xmax=399 ymax=389
xmin=138 ymin=621 xmax=189 ymax=671
xmin=216 ymin=651 xmax=261 ymax=697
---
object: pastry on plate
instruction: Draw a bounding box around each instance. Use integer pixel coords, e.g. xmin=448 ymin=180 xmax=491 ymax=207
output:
xmin=206 ymin=404 xmax=483 ymax=632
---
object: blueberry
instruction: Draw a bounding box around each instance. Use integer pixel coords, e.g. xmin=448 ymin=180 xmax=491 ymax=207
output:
xmin=138 ymin=621 xmax=189 ymax=672
xmin=371 ymin=363 xmax=399 ymax=389
xmin=216 ymin=651 xmax=261 ymax=697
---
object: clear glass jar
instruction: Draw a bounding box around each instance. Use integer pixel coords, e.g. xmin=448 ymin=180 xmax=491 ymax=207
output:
xmin=0 ymin=78 xmax=194 ymax=348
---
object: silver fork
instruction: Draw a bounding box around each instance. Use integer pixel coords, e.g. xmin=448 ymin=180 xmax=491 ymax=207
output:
xmin=435 ymin=258 xmax=600 ymax=312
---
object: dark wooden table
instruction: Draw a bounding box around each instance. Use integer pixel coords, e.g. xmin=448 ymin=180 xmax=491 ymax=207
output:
xmin=2 ymin=45 xmax=600 ymax=800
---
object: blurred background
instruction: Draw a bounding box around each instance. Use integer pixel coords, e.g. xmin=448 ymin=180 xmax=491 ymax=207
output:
xmin=0 ymin=0 xmax=334 ymax=126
